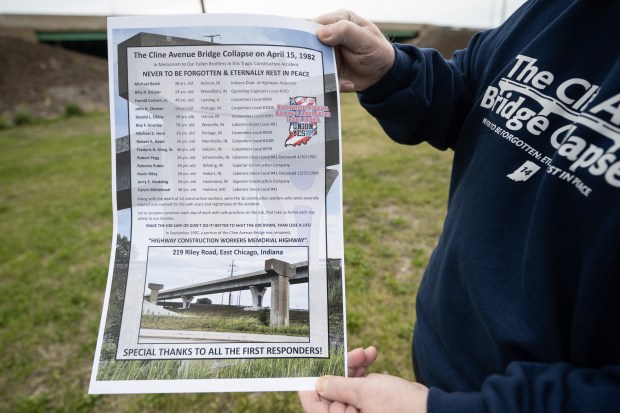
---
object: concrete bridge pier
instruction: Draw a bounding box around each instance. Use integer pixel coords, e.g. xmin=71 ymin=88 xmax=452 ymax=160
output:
xmin=265 ymin=259 xmax=296 ymax=328
xmin=247 ymin=285 xmax=266 ymax=310
xmin=181 ymin=295 xmax=194 ymax=309
xmin=148 ymin=283 xmax=164 ymax=304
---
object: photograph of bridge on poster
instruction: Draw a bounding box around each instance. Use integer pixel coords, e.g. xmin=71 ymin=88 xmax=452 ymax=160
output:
xmin=140 ymin=246 xmax=319 ymax=344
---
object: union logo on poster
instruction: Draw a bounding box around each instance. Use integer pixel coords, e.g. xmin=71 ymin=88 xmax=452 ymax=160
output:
xmin=285 ymin=96 xmax=318 ymax=147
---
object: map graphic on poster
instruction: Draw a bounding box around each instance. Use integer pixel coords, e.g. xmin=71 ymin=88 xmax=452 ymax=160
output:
xmin=89 ymin=13 xmax=346 ymax=394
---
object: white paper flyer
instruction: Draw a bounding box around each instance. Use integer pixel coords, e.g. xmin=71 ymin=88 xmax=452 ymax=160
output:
xmin=89 ymin=13 xmax=345 ymax=394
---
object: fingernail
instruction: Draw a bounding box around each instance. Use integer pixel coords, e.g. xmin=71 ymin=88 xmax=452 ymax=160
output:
xmin=315 ymin=376 xmax=329 ymax=393
xmin=340 ymin=80 xmax=355 ymax=93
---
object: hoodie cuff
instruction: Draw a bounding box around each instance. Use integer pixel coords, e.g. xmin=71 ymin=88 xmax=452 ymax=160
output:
xmin=427 ymin=387 xmax=486 ymax=413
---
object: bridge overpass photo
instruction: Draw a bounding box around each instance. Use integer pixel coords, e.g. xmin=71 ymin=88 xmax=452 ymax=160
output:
xmin=145 ymin=258 xmax=309 ymax=328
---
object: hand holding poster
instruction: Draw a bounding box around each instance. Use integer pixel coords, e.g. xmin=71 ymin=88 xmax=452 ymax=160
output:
xmin=90 ymin=13 xmax=345 ymax=394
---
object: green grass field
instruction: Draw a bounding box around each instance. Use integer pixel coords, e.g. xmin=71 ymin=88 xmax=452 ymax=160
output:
xmin=0 ymin=94 xmax=452 ymax=412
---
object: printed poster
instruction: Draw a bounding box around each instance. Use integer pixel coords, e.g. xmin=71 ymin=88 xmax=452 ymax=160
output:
xmin=89 ymin=13 xmax=346 ymax=394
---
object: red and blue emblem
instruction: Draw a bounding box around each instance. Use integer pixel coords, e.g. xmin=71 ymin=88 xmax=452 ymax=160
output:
xmin=284 ymin=96 xmax=318 ymax=147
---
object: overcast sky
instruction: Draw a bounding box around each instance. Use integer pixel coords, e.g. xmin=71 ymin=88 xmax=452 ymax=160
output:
xmin=1 ymin=0 xmax=528 ymax=28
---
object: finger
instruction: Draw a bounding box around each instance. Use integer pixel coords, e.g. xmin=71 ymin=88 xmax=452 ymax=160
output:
xmin=316 ymin=376 xmax=363 ymax=407
xmin=347 ymin=346 xmax=378 ymax=376
xmin=329 ymin=401 xmax=349 ymax=413
xmin=363 ymin=346 xmax=378 ymax=366
xmin=347 ymin=348 xmax=368 ymax=370
xmin=338 ymin=78 xmax=355 ymax=93
xmin=298 ymin=390 xmax=330 ymax=413
xmin=332 ymin=50 xmax=355 ymax=93
xmin=352 ymin=364 xmax=370 ymax=378
xmin=344 ymin=405 xmax=360 ymax=413
xmin=317 ymin=19 xmax=380 ymax=50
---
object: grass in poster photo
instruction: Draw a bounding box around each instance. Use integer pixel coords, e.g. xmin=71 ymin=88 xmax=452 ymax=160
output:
xmin=139 ymin=305 xmax=310 ymax=337
xmin=96 ymin=346 xmax=344 ymax=381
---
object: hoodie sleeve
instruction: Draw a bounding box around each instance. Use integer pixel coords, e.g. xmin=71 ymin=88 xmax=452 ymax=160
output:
xmin=357 ymin=37 xmax=482 ymax=151
xmin=428 ymin=361 xmax=620 ymax=413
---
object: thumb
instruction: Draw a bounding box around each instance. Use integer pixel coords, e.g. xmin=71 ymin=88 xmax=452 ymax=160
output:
xmin=316 ymin=376 xmax=364 ymax=407
xmin=317 ymin=20 xmax=377 ymax=51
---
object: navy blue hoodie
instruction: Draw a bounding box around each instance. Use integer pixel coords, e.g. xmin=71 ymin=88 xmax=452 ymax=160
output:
xmin=358 ymin=0 xmax=620 ymax=412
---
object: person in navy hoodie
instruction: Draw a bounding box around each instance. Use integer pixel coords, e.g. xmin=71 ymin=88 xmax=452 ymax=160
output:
xmin=300 ymin=1 xmax=620 ymax=412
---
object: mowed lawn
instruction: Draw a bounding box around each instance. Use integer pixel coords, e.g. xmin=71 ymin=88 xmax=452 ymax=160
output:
xmin=0 ymin=93 xmax=452 ymax=413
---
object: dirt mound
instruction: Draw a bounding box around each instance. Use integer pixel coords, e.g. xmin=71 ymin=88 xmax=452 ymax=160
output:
xmin=0 ymin=35 xmax=109 ymax=119
xmin=409 ymin=26 xmax=480 ymax=58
